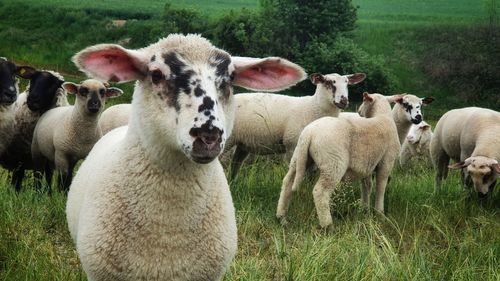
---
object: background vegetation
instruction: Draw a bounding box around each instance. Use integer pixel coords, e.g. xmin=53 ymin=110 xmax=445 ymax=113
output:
xmin=0 ymin=0 xmax=498 ymax=280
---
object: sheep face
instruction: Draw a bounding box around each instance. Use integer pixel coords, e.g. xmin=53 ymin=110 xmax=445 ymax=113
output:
xmin=406 ymin=121 xmax=432 ymax=145
xmin=73 ymin=34 xmax=306 ymax=164
xmin=449 ymin=156 xmax=500 ymax=195
xmin=310 ymin=73 xmax=366 ymax=109
xmin=23 ymin=71 xmax=65 ymax=112
xmin=63 ymin=79 xmax=123 ymax=114
xmin=0 ymin=58 xmax=36 ymax=105
xmin=394 ymin=94 xmax=434 ymax=125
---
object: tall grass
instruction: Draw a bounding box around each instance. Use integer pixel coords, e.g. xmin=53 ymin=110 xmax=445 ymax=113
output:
xmin=0 ymin=159 xmax=498 ymax=280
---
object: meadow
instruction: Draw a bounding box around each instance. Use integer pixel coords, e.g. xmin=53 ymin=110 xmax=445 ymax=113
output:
xmin=0 ymin=0 xmax=499 ymax=280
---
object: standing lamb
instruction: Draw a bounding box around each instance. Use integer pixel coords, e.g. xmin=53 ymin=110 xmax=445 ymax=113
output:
xmin=399 ymin=121 xmax=433 ymax=167
xmin=276 ymin=93 xmax=400 ymax=231
xmin=98 ymin=103 xmax=131 ymax=135
xmin=431 ymin=107 xmax=500 ymax=196
xmin=225 ymin=72 xmax=366 ymax=179
xmin=390 ymin=94 xmax=434 ymax=144
xmin=32 ymin=79 xmax=123 ymax=192
xmin=66 ymin=34 xmax=306 ymax=281
xmin=0 ymin=58 xmax=35 ymax=156
xmin=0 ymin=69 xmax=69 ymax=191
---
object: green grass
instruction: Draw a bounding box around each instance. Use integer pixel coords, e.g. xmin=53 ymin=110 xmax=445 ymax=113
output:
xmin=0 ymin=159 xmax=498 ymax=280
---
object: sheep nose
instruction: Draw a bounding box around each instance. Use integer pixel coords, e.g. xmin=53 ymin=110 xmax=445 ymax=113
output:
xmin=335 ymin=96 xmax=349 ymax=109
xmin=412 ymin=115 xmax=422 ymax=124
xmin=199 ymin=131 xmax=222 ymax=150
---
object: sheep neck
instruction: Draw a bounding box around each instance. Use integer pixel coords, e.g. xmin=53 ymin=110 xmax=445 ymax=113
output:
xmin=472 ymin=124 xmax=500 ymax=160
xmin=69 ymin=101 xmax=101 ymax=140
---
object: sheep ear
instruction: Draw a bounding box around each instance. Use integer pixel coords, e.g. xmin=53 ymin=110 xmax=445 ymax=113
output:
xmin=62 ymin=82 xmax=79 ymax=95
xmin=105 ymin=87 xmax=124 ymax=98
xmin=15 ymin=66 xmax=37 ymax=79
xmin=422 ymin=96 xmax=435 ymax=105
xmin=310 ymin=73 xmax=325 ymax=85
xmin=362 ymin=92 xmax=373 ymax=102
xmin=448 ymin=161 xmax=469 ymax=170
xmin=231 ymin=56 xmax=306 ymax=92
xmin=422 ymin=124 xmax=431 ymax=131
xmin=387 ymin=95 xmax=403 ymax=104
xmin=347 ymin=73 xmax=366 ymax=85
xmin=0 ymin=57 xmax=6 ymax=61
xmin=493 ymin=163 xmax=500 ymax=174
xmin=72 ymin=44 xmax=148 ymax=83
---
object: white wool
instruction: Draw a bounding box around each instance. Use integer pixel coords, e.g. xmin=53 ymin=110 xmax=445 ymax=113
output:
xmin=399 ymin=121 xmax=433 ymax=167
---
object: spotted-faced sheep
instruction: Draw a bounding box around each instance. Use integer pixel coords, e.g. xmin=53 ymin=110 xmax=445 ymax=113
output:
xmin=225 ymin=72 xmax=366 ymax=179
xmin=399 ymin=121 xmax=433 ymax=167
xmin=391 ymin=94 xmax=434 ymax=144
xmin=32 ymin=79 xmax=123 ymax=192
xmin=0 ymin=58 xmax=35 ymax=157
xmin=65 ymin=34 xmax=306 ymax=281
xmin=98 ymin=103 xmax=131 ymax=135
xmin=276 ymin=93 xmax=400 ymax=231
xmin=431 ymin=107 xmax=500 ymax=196
xmin=0 ymin=69 xmax=68 ymax=191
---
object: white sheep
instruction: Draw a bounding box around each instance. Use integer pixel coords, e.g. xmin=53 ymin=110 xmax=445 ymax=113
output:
xmin=0 ymin=58 xmax=35 ymax=157
xmin=31 ymin=79 xmax=123 ymax=192
xmin=399 ymin=121 xmax=433 ymax=167
xmin=98 ymin=103 xmax=131 ymax=135
xmin=390 ymin=94 xmax=434 ymax=144
xmin=225 ymin=72 xmax=366 ymax=179
xmin=276 ymin=93 xmax=400 ymax=231
xmin=430 ymin=107 xmax=500 ymax=196
xmin=0 ymin=69 xmax=68 ymax=191
xmin=65 ymin=34 xmax=306 ymax=281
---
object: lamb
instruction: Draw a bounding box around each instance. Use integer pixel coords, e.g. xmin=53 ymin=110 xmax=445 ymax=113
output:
xmin=276 ymin=93 xmax=400 ymax=231
xmin=430 ymin=107 xmax=500 ymax=196
xmin=98 ymin=103 xmax=131 ymax=135
xmin=31 ymin=79 xmax=123 ymax=192
xmin=399 ymin=121 xmax=433 ymax=167
xmin=65 ymin=34 xmax=306 ymax=281
xmin=225 ymin=72 xmax=366 ymax=179
xmin=390 ymin=94 xmax=434 ymax=144
xmin=0 ymin=58 xmax=35 ymax=157
xmin=0 ymin=69 xmax=68 ymax=191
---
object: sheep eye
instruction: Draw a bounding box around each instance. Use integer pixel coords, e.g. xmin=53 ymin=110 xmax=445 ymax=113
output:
xmin=151 ymin=70 xmax=164 ymax=84
xmin=79 ymin=87 xmax=88 ymax=96
xmin=99 ymin=89 xmax=105 ymax=96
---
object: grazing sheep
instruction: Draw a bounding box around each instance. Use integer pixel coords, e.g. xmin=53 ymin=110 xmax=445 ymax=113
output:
xmin=391 ymin=94 xmax=434 ymax=144
xmin=66 ymin=34 xmax=306 ymax=281
xmin=225 ymin=72 xmax=366 ymax=179
xmin=98 ymin=103 xmax=131 ymax=135
xmin=32 ymin=79 xmax=123 ymax=192
xmin=0 ymin=58 xmax=35 ymax=156
xmin=431 ymin=107 xmax=500 ymax=196
xmin=0 ymin=69 xmax=68 ymax=191
xmin=399 ymin=121 xmax=433 ymax=167
xmin=276 ymin=93 xmax=400 ymax=231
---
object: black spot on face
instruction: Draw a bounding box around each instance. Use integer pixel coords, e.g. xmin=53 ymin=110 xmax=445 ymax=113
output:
xmin=151 ymin=55 xmax=156 ymax=62
xmin=162 ymin=52 xmax=195 ymax=111
xmin=403 ymin=102 xmax=413 ymax=113
xmin=198 ymin=96 xmax=215 ymax=113
xmin=204 ymin=110 xmax=211 ymax=116
xmin=212 ymin=52 xmax=231 ymax=77
xmin=194 ymin=85 xmax=205 ymax=97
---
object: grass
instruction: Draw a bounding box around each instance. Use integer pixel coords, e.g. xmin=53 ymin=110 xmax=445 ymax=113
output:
xmin=0 ymin=159 xmax=498 ymax=280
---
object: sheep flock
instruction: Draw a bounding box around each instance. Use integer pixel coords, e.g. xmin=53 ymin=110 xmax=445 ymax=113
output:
xmin=0 ymin=33 xmax=497 ymax=281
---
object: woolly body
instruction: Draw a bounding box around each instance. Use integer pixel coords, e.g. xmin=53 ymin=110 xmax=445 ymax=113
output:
xmin=98 ymin=103 xmax=131 ymax=135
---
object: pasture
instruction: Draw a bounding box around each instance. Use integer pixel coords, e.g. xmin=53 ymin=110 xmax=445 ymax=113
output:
xmin=0 ymin=0 xmax=498 ymax=280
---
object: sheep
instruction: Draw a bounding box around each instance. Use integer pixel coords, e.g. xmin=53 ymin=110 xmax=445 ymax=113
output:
xmin=430 ymin=107 xmax=500 ymax=196
xmin=390 ymin=94 xmax=434 ymax=144
xmin=0 ymin=58 xmax=35 ymax=156
xmin=98 ymin=103 xmax=131 ymax=135
xmin=31 ymin=79 xmax=123 ymax=192
xmin=0 ymin=69 xmax=68 ymax=191
xmin=276 ymin=92 xmax=400 ymax=231
xmin=65 ymin=34 xmax=306 ymax=281
xmin=225 ymin=72 xmax=366 ymax=179
xmin=399 ymin=121 xmax=433 ymax=167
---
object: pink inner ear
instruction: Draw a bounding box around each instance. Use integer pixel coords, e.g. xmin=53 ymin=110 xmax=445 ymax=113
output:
xmin=62 ymin=83 xmax=78 ymax=94
xmin=79 ymin=47 xmax=144 ymax=82
xmin=233 ymin=58 xmax=305 ymax=91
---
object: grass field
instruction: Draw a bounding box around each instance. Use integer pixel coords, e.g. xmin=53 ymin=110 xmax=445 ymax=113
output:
xmin=0 ymin=0 xmax=499 ymax=280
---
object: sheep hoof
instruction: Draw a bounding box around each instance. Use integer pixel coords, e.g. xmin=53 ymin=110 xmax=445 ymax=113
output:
xmin=277 ymin=216 xmax=288 ymax=227
xmin=316 ymin=224 xmax=334 ymax=234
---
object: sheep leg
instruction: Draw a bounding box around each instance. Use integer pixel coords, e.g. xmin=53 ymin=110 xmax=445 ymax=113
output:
xmin=276 ymin=167 xmax=296 ymax=225
xmin=360 ymin=177 xmax=372 ymax=207
xmin=33 ymin=157 xmax=47 ymax=193
xmin=312 ymin=172 xmax=337 ymax=230
xmin=229 ymin=145 xmax=249 ymax=180
xmin=433 ymin=151 xmax=450 ymax=191
xmin=374 ymin=166 xmax=390 ymax=213
xmin=44 ymin=163 xmax=54 ymax=194
xmin=11 ymin=168 xmax=25 ymax=193
xmin=55 ymin=151 xmax=72 ymax=192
